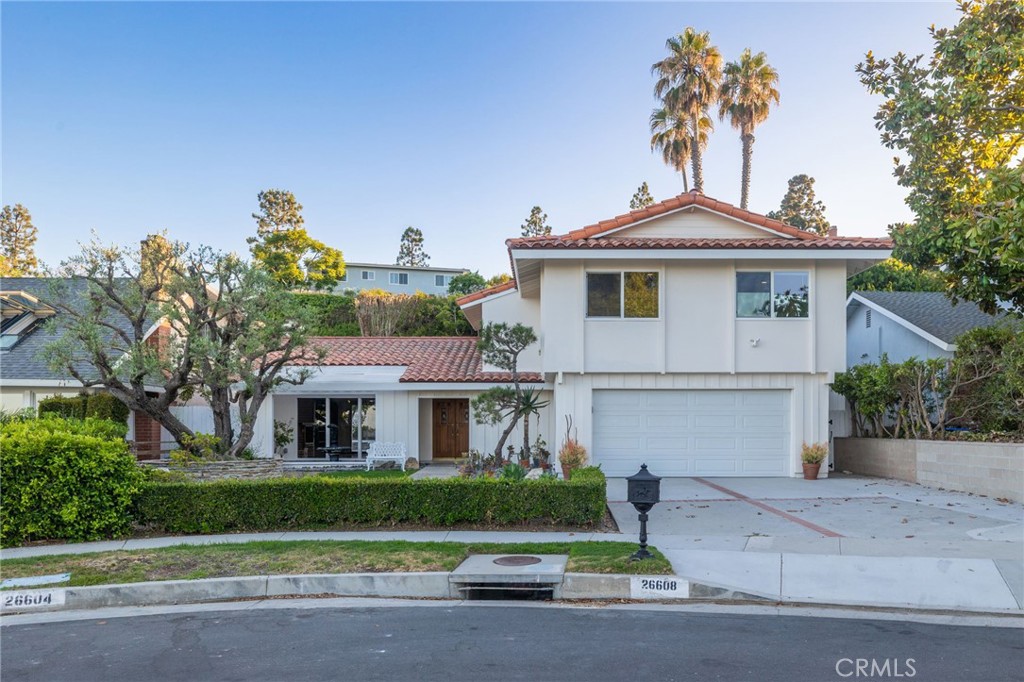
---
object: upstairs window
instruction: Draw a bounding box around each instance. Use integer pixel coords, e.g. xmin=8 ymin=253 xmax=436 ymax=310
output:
xmin=736 ymin=271 xmax=809 ymax=318
xmin=361 ymin=271 xmax=375 ymax=281
xmin=389 ymin=272 xmax=409 ymax=285
xmin=586 ymin=272 xmax=659 ymax=318
xmin=435 ymin=274 xmax=453 ymax=288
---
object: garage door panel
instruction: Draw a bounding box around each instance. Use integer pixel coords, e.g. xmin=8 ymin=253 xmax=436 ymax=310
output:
xmin=592 ymin=389 xmax=790 ymax=477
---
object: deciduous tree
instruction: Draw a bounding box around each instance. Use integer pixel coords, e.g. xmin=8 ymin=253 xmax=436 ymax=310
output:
xmin=448 ymin=271 xmax=487 ymax=296
xmin=248 ymin=189 xmax=345 ymax=290
xmin=43 ymin=238 xmax=321 ymax=458
xmin=857 ymin=0 xmax=1024 ymax=314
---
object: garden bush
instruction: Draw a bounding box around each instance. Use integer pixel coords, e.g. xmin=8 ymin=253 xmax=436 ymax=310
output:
xmin=1 ymin=417 xmax=143 ymax=546
xmin=37 ymin=395 xmax=87 ymax=420
xmin=135 ymin=468 xmax=607 ymax=533
xmin=83 ymin=392 xmax=131 ymax=423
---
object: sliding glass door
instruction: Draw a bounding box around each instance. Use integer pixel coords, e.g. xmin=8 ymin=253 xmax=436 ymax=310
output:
xmin=297 ymin=396 xmax=376 ymax=459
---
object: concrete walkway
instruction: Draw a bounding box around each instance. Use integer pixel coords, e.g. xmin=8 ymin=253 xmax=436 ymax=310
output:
xmin=2 ymin=474 xmax=1020 ymax=613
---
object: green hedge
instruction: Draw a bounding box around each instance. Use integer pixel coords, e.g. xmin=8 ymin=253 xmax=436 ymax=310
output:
xmin=135 ymin=467 xmax=606 ymax=533
xmin=1 ymin=417 xmax=143 ymax=546
xmin=37 ymin=395 xmax=87 ymax=420
xmin=37 ymin=393 xmax=130 ymax=424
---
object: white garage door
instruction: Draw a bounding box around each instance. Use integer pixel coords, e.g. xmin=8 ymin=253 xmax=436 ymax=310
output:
xmin=592 ymin=390 xmax=791 ymax=477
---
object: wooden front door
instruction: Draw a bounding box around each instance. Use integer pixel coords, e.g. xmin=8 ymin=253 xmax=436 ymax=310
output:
xmin=433 ymin=399 xmax=469 ymax=458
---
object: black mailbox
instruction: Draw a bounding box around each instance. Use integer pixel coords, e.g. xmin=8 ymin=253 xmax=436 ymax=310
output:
xmin=626 ymin=464 xmax=661 ymax=560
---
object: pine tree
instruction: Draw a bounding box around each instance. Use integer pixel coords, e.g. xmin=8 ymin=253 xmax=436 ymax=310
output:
xmin=630 ymin=182 xmax=655 ymax=210
xmin=396 ymin=227 xmax=429 ymax=266
xmin=520 ymin=206 xmax=551 ymax=238
xmin=767 ymin=175 xmax=834 ymax=236
xmin=0 ymin=204 xmax=39 ymax=276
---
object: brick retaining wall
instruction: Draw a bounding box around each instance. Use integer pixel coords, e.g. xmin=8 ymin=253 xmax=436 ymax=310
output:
xmin=834 ymin=438 xmax=1023 ymax=502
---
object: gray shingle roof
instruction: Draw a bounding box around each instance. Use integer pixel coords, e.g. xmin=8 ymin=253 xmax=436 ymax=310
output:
xmin=853 ymin=291 xmax=1007 ymax=345
xmin=0 ymin=277 xmax=147 ymax=383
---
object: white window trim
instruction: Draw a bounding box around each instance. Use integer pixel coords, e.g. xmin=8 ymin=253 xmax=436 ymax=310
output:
xmin=735 ymin=269 xmax=812 ymax=320
xmin=389 ymin=272 xmax=409 ymax=285
xmin=435 ymin=274 xmax=451 ymax=288
xmin=584 ymin=269 xmax=662 ymax=320
xmin=361 ymin=271 xmax=375 ymax=281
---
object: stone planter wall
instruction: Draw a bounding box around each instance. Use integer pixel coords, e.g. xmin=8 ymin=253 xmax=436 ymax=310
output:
xmin=151 ymin=459 xmax=284 ymax=481
xmin=834 ymin=437 xmax=1023 ymax=502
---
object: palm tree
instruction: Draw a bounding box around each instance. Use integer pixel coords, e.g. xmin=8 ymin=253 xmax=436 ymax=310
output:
xmin=650 ymin=107 xmax=712 ymax=192
xmin=719 ymin=49 xmax=780 ymax=209
xmin=651 ymin=28 xmax=723 ymax=194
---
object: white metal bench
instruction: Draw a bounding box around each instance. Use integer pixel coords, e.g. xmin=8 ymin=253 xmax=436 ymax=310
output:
xmin=365 ymin=442 xmax=407 ymax=471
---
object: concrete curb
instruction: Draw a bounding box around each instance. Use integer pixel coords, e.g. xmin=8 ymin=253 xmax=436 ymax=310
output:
xmin=2 ymin=571 xmax=1021 ymax=617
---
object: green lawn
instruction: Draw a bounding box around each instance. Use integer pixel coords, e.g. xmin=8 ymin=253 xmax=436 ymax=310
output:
xmin=0 ymin=541 xmax=671 ymax=588
xmin=313 ymin=469 xmax=412 ymax=479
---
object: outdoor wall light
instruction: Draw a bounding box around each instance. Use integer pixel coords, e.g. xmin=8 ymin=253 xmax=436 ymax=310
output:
xmin=750 ymin=338 xmax=761 ymax=347
xmin=626 ymin=464 xmax=661 ymax=561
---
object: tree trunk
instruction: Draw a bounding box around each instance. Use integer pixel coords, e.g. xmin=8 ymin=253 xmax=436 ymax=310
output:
xmin=690 ymin=113 xmax=704 ymax=193
xmin=522 ymin=412 xmax=530 ymax=462
xmin=110 ymin=387 xmax=195 ymax=452
xmin=740 ymin=132 xmax=754 ymax=209
xmin=208 ymin=385 xmax=235 ymax=458
xmin=680 ymin=166 xmax=689 ymax=193
xmin=493 ymin=414 xmax=519 ymax=461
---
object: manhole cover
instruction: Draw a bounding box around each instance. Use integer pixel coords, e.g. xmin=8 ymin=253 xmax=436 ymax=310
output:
xmin=493 ymin=555 xmax=542 ymax=566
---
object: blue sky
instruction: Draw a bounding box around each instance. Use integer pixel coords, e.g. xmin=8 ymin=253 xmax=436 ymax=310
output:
xmin=2 ymin=1 xmax=958 ymax=277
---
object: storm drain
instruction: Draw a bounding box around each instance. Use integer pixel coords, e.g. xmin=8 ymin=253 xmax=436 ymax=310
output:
xmin=449 ymin=554 xmax=568 ymax=601
xmin=458 ymin=582 xmax=555 ymax=601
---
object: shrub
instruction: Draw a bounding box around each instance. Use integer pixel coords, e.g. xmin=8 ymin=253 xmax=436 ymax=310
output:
xmin=37 ymin=395 xmax=87 ymax=420
xmin=499 ymin=463 xmax=526 ymax=481
xmin=83 ymin=392 xmax=130 ymax=423
xmin=135 ymin=468 xmax=607 ymax=533
xmin=1 ymin=417 xmax=143 ymax=546
xmin=558 ymin=438 xmax=588 ymax=468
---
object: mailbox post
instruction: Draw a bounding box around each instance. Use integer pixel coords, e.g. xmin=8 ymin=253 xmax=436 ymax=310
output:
xmin=626 ymin=464 xmax=661 ymax=561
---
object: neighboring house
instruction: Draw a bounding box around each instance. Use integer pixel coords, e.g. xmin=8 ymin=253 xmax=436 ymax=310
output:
xmin=846 ymin=291 xmax=1006 ymax=366
xmin=336 ymin=262 xmax=469 ymax=295
xmin=238 ymin=192 xmax=890 ymax=478
xmin=0 ymin=277 xmax=166 ymax=455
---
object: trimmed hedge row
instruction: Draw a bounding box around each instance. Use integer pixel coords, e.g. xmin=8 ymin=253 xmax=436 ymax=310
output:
xmin=1 ymin=417 xmax=142 ymax=546
xmin=37 ymin=393 xmax=130 ymax=424
xmin=135 ymin=467 xmax=607 ymax=533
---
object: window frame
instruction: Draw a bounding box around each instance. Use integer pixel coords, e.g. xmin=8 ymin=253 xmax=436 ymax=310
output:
xmin=361 ymin=271 xmax=375 ymax=281
xmin=434 ymin=274 xmax=451 ymax=288
xmin=388 ymin=272 xmax=409 ymax=285
xmin=585 ymin=269 xmax=662 ymax=320
xmin=735 ymin=269 xmax=811 ymax=320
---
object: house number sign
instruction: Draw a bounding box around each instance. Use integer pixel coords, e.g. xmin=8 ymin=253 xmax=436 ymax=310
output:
xmin=1 ymin=588 xmax=66 ymax=611
xmin=630 ymin=577 xmax=689 ymax=599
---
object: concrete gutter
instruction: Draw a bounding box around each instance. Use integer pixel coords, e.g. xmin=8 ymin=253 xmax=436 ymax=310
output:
xmin=2 ymin=569 xmax=1020 ymax=617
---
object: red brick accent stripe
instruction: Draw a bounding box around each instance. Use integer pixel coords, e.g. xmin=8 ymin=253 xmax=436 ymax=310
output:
xmin=691 ymin=477 xmax=844 ymax=538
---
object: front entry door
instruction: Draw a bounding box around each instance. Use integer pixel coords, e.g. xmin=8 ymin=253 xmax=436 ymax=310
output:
xmin=433 ymin=399 xmax=469 ymax=458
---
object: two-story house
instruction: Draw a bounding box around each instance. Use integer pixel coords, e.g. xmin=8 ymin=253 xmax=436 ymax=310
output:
xmin=337 ymin=262 xmax=469 ymax=295
xmin=239 ymin=193 xmax=890 ymax=478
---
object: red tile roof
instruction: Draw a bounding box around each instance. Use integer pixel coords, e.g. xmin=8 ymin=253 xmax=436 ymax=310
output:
xmin=297 ymin=336 xmax=544 ymax=384
xmin=506 ymin=236 xmax=894 ymax=250
xmin=563 ymin=191 xmax=821 ymax=241
xmin=454 ymin=279 xmax=517 ymax=307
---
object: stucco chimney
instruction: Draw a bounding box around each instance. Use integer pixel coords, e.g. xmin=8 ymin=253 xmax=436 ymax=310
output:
xmin=827 ymin=226 xmax=838 ymax=238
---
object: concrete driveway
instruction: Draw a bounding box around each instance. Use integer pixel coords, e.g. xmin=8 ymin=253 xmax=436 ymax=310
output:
xmin=606 ymin=473 xmax=1023 ymax=555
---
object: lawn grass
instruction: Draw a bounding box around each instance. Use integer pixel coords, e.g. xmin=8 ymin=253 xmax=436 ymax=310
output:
xmin=0 ymin=540 xmax=671 ymax=588
xmin=311 ymin=469 xmax=412 ymax=479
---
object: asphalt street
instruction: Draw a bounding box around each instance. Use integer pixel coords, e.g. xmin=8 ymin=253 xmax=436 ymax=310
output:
xmin=2 ymin=604 xmax=1022 ymax=682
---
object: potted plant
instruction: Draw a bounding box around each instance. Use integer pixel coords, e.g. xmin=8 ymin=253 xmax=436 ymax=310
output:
xmin=801 ymin=442 xmax=828 ymax=480
xmin=518 ymin=447 xmax=531 ymax=470
xmin=558 ymin=438 xmax=587 ymax=480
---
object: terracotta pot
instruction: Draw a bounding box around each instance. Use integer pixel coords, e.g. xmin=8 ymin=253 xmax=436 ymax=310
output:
xmin=802 ymin=462 xmax=821 ymax=480
xmin=561 ymin=464 xmax=573 ymax=480
xmin=518 ymin=459 xmax=530 ymax=469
